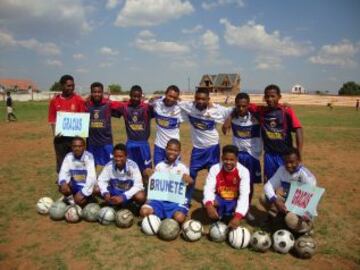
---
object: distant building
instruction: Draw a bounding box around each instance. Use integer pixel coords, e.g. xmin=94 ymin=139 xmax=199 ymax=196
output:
xmin=0 ymin=78 xmax=39 ymax=93
xmin=291 ymin=84 xmax=306 ymax=94
xmin=197 ymin=73 xmax=240 ymax=94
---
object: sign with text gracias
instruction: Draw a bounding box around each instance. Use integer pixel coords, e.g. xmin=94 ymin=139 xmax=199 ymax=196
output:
xmin=147 ymin=171 xmax=186 ymax=204
xmin=285 ymin=182 xmax=325 ymax=219
xmin=55 ymin=112 xmax=90 ymax=138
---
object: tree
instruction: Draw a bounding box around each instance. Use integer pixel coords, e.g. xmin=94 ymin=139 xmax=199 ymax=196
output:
xmin=338 ymin=81 xmax=360 ymax=96
xmin=108 ymin=84 xmax=122 ymax=94
xmin=49 ymin=81 xmax=62 ymax=92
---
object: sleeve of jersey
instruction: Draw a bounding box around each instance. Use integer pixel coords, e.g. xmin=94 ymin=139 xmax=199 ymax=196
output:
xmin=81 ymin=156 xmax=97 ymax=197
xmin=235 ymin=166 xmax=250 ymax=218
xmin=286 ymin=107 xmax=302 ymax=129
xmin=264 ymin=167 xmax=283 ymax=202
xmin=124 ymin=164 xmax=144 ymax=200
xmin=97 ymin=165 xmax=111 ymax=196
xmin=215 ymin=105 xmax=233 ymax=124
xmin=111 ymin=101 xmax=124 ymax=118
xmin=202 ymin=166 xmax=218 ymax=206
xmin=58 ymin=156 xmax=71 ymax=185
xmin=302 ymin=168 xmax=317 ymax=186
xmin=178 ymin=101 xmax=192 ymax=114
xmin=77 ymin=96 xmax=86 ymax=112
xmin=48 ymin=98 xmax=56 ymax=124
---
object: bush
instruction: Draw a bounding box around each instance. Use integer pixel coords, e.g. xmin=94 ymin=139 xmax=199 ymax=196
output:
xmin=338 ymin=81 xmax=360 ymax=96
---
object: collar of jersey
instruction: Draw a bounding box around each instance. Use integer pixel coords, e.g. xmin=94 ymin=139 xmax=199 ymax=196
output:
xmin=72 ymin=152 xmax=85 ymax=162
xmin=113 ymin=161 xmax=128 ymax=173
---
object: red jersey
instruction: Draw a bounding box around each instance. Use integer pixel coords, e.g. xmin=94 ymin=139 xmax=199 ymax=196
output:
xmin=48 ymin=93 xmax=85 ymax=124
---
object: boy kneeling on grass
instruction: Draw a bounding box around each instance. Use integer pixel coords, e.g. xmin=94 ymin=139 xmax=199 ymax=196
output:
xmin=140 ymin=139 xmax=193 ymax=225
xmin=203 ymin=145 xmax=251 ymax=229
xmin=260 ymin=148 xmax=317 ymax=234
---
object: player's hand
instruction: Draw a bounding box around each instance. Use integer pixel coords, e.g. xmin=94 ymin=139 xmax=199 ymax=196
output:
xmin=74 ymin=192 xmax=86 ymax=205
xmin=60 ymin=183 xmax=71 ymax=195
xmin=301 ymin=213 xmax=311 ymax=222
xmin=222 ymin=116 xmax=232 ymax=135
xmin=148 ymin=95 xmax=162 ymax=103
xmin=104 ymin=193 xmax=111 ymax=203
xmin=110 ymin=195 xmax=123 ymax=205
xmin=143 ymin=168 xmax=154 ymax=178
xmin=274 ymin=198 xmax=287 ymax=214
xmin=206 ymin=204 xmax=219 ymax=220
xmin=182 ymin=174 xmax=193 ymax=185
xmin=228 ymin=217 xmax=241 ymax=230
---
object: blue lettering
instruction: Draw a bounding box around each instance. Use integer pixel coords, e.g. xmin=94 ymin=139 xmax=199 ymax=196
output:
xmin=178 ymin=183 xmax=184 ymax=195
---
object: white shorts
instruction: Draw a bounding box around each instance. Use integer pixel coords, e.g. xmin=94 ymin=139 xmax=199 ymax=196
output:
xmin=7 ymin=106 xmax=13 ymax=114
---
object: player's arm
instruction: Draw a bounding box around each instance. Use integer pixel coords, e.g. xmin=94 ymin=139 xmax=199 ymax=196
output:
xmin=181 ymin=166 xmax=193 ymax=185
xmin=264 ymin=167 xmax=287 ymax=213
xmin=286 ymin=107 xmax=303 ymax=159
xmin=58 ymin=156 xmax=72 ymax=194
xmin=110 ymin=101 xmax=124 ymax=118
xmin=48 ymin=98 xmax=57 ymax=136
xmin=123 ymin=164 xmax=144 ymax=201
xmin=80 ymin=156 xmax=97 ymax=197
xmin=295 ymin=128 xmax=303 ymax=159
xmin=203 ymin=166 xmax=219 ymax=220
xmin=97 ymin=165 xmax=111 ymax=202
xmin=221 ymin=107 xmax=236 ymax=135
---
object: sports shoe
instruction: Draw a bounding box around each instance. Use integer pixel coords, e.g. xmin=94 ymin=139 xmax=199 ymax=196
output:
xmin=246 ymin=212 xmax=255 ymax=222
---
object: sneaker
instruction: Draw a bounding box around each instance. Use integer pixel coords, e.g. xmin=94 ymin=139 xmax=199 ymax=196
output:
xmin=246 ymin=212 xmax=255 ymax=222
xmin=63 ymin=195 xmax=75 ymax=205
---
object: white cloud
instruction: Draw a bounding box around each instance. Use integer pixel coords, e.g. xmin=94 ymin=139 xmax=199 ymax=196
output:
xmin=202 ymin=0 xmax=244 ymax=10
xmin=255 ymin=55 xmax=282 ymax=70
xmin=114 ymin=0 xmax=194 ymax=27
xmin=100 ymin=46 xmax=119 ymax=56
xmin=99 ymin=62 xmax=113 ymax=68
xmin=138 ymin=30 xmax=155 ymax=39
xmin=46 ymin=59 xmax=63 ymax=67
xmin=201 ymin=30 xmax=219 ymax=52
xmin=75 ymin=68 xmax=88 ymax=73
xmin=170 ymin=58 xmax=198 ymax=69
xmin=220 ymin=18 xmax=313 ymax=57
xmin=73 ymin=53 xmax=85 ymax=60
xmin=0 ymin=30 xmax=17 ymax=47
xmin=106 ymin=0 xmax=121 ymax=9
xmin=309 ymin=40 xmax=359 ymax=68
xmin=182 ymin=25 xmax=203 ymax=34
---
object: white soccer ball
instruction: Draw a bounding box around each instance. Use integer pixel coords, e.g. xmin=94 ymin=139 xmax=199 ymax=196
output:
xmin=115 ymin=209 xmax=134 ymax=228
xmin=82 ymin=203 xmax=101 ymax=222
xmin=158 ymin=219 xmax=180 ymax=241
xmin=250 ymin=231 xmax=272 ymax=252
xmin=228 ymin=227 xmax=251 ymax=249
xmin=209 ymin=221 xmax=228 ymax=242
xmin=65 ymin=205 xmax=82 ymax=223
xmin=97 ymin=206 xmax=116 ymax=225
xmin=294 ymin=235 xmax=317 ymax=259
xmin=272 ymin=229 xmax=295 ymax=254
xmin=181 ymin=219 xmax=203 ymax=242
xmin=36 ymin=197 xmax=54 ymax=215
xmin=49 ymin=201 xmax=68 ymax=221
xmin=141 ymin=214 xmax=161 ymax=235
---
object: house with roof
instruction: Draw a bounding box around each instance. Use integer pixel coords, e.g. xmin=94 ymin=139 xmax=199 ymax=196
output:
xmin=0 ymin=78 xmax=39 ymax=93
xmin=197 ymin=73 xmax=240 ymax=94
xmin=291 ymin=84 xmax=306 ymax=94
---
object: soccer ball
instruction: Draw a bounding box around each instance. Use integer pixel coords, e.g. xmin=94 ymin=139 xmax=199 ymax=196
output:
xmin=250 ymin=231 xmax=272 ymax=252
xmin=115 ymin=209 xmax=134 ymax=228
xmin=294 ymin=235 xmax=317 ymax=259
xmin=65 ymin=205 xmax=82 ymax=223
xmin=285 ymin=212 xmax=312 ymax=234
xmin=228 ymin=227 xmax=251 ymax=249
xmin=82 ymin=203 xmax=101 ymax=222
xmin=97 ymin=207 xmax=116 ymax=225
xmin=141 ymin=214 xmax=161 ymax=235
xmin=36 ymin=197 xmax=53 ymax=215
xmin=49 ymin=201 xmax=68 ymax=221
xmin=272 ymin=229 xmax=295 ymax=254
xmin=181 ymin=219 xmax=203 ymax=242
xmin=209 ymin=221 xmax=228 ymax=242
xmin=158 ymin=219 xmax=180 ymax=241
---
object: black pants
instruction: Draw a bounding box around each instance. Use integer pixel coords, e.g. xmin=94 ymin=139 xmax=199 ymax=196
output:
xmin=54 ymin=136 xmax=73 ymax=173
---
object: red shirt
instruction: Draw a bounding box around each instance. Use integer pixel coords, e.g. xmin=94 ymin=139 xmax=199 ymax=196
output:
xmin=48 ymin=93 xmax=85 ymax=124
xmin=216 ymin=167 xmax=241 ymax=201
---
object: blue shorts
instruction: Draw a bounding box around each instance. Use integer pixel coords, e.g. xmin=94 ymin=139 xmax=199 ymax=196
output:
xmin=238 ymin=151 xmax=262 ymax=184
xmin=153 ymin=145 xmax=166 ymax=167
xmin=146 ymin=200 xmax=188 ymax=219
xmin=190 ymin=144 xmax=220 ymax=181
xmin=87 ymin=144 xmax=113 ymax=167
xmin=126 ymin=140 xmax=152 ymax=172
xmin=215 ymin=195 xmax=237 ymax=218
xmin=69 ymin=180 xmax=85 ymax=196
xmin=264 ymin=152 xmax=284 ymax=181
xmin=105 ymin=187 xmax=132 ymax=206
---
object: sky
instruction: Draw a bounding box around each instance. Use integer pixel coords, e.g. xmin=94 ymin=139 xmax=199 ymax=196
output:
xmin=0 ymin=0 xmax=359 ymax=93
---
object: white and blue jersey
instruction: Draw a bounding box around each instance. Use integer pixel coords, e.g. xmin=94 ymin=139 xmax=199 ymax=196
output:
xmin=98 ymin=159 xmax=144 ymax=202
xmin=58 ymin=151 xmax=97 ymax=197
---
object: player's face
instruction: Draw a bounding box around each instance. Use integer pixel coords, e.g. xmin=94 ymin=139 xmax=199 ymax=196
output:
xmin=62 ymin=80 xmax=75 ymax=97
xmin=91 ymin=87 xmax=103 ymax=103
xmin=72 ymin=140 xmax=85 ymax=158
xmin=235 ymin=98 xmax=249 ymax=117
xmin=164 ymin=90 xmax=179 ymax=107
xmin=130 ymin=90 xmax=142 ymax=106
xmin=165 ymin=143 xmax=180 ymax=163
xmin=284 ymin=153 xmax=300 ymax=174
xmin=195 ymin=93 xmax=209 ymax=111
xmin=113 ymin=150 xmax=127 ymax=168
xmin=264 ymin=89 xmax=280 ymax=108
xmin=222 ymin=152 xmax=237 ymax=172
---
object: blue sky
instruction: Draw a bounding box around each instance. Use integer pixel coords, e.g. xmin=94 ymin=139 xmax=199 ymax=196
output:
xmin=0 ymin=0 xmax=359 ymax=93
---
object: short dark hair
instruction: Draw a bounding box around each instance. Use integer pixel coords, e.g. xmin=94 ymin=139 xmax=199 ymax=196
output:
xmin=264 ymin=84 xmax=281 ymax=95
xmin=166 ymin=138 xmax=181 ymax=150
xmin=235 ymin=92 xmax=250 ymax=102
xmin=165 ymin=85 xmax=180 ymax=94
xmin=283 ymin=147 xmax=300 ymax=159
xmin=72 ymin=136 xmax=85 ymax=145
xmin=130 ymin=85 xmax=143 ymax=95
xmin=222 ymin=144 xmax=238 ymax=156
xmin=196 ymin=88 xmax=210 ymax=96
xmin=90 ymin=82 xmax=104 ymax=91
xmin=6 ymin=91 xmax=10 ymax=96
xmin=113 ymin=143 xmax=127 ymax=155
xmin=60 ymin=75 xmax=74 ymax=85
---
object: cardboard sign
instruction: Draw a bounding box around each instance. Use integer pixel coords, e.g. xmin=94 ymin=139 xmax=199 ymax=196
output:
xmin=147 ymin=171 xmax=186 ymax=204
xmin=285 ymin=182 xmax=325 ymax=219
xmin=55 ymin=112 xmax=90 ymax=137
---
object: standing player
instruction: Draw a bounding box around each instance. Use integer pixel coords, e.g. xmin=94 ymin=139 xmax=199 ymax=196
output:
xmin=203 ymin=145 xmax=250 ymax=229
xmin=151 ymin=85 xmax=184 ymax=166
xmin=140 ymin=139 xmax=193 ymax=224
xmin=48 ymin=75 xmax=85 ymax=173
xmin=85 ymin=82 xmax=121 ymax=171
xmin=6 ymin=91 xmax=17 ymax=122
xmin=58 ymin=137 xmax=97 ymax=206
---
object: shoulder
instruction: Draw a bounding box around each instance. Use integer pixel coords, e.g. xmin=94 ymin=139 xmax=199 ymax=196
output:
xmin=300 ymin=166 xmax=316 ymax=179
xmin=64 ymin=152 xmax=73 ymax=161
xmin=83 ymin=151 xmax=94 ymax=161
xmin=155 ymin=161 xmax=166 ymax=171
xmin=127 ymin=159 xmax=140 ymax=170
xmin=209 ymin=163 xmax=221 ymax=174
xmin=176 ymin=161 xmax=189 ymax=172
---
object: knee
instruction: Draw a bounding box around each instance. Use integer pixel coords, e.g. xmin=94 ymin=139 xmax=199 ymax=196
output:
xmin=173 ymin=212 xmax=186 ymax=224
xmin=140 ymin=206 xmax=153 ymax=217
xmin=133 ymin=191 xmax=146 ymax=205
xmin=92 ymin=185 xmax=100 ymax=196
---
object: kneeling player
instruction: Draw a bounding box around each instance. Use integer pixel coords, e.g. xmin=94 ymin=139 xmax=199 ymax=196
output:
xmin=58 ymin=136 xmax=97 ymax=207
xmin=260 ymin=148 xmax=316 ymax=233
xmin=203 ymin=145 xmax=250 ymax=229
xmin=140 ymin=139 xmax=193 ymax=224
xmin=98 ymin=143 xmax=146 ymax=207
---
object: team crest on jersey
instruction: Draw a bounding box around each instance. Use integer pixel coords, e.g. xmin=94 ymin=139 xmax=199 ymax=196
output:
xmin=94 ymin=110 xmax=100 ymax=119
xmin=132 ymin=114 xmax=138 ymax=123
xmin=269 ymin=118 xmax=277 ymax=128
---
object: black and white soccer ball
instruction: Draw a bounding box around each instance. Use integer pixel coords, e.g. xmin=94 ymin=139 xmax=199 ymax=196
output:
xmin=181 ymin=219 xmax=203 ymax=242
xmin=228 ymin=227 xmax=251 ymax=249
xmin=250 ymin=231 xmax=272 ymax=252
xmin=141 ymin=214 xmax=161 ymax=235
xmin=82 ymin=203 xmax=101 ymax=222
xmin=209 ymin=221 xmax=228 ymax=242
xmin=36 ymin=197 xmax=54 ymax=215
xmin=115 ymin=209 xmax=134 ymax=228
xmin=65 ymin=205 xmax=82 ymax=223
xmin=272 ymin=229 xmax=295 ymax=254
xmin=294 ymin=235 xmax=317 ymax=259
xmin=97 ymin=206 xmax=116 ymax=225
xmin=49 ymin=201 xmax=68 ymax=221
xmin=158 ymin=219 xmax=180 ymax=241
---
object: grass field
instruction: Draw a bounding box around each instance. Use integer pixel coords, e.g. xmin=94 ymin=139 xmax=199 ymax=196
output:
xmin=0 ymin=101 xmax=359 ymax=270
